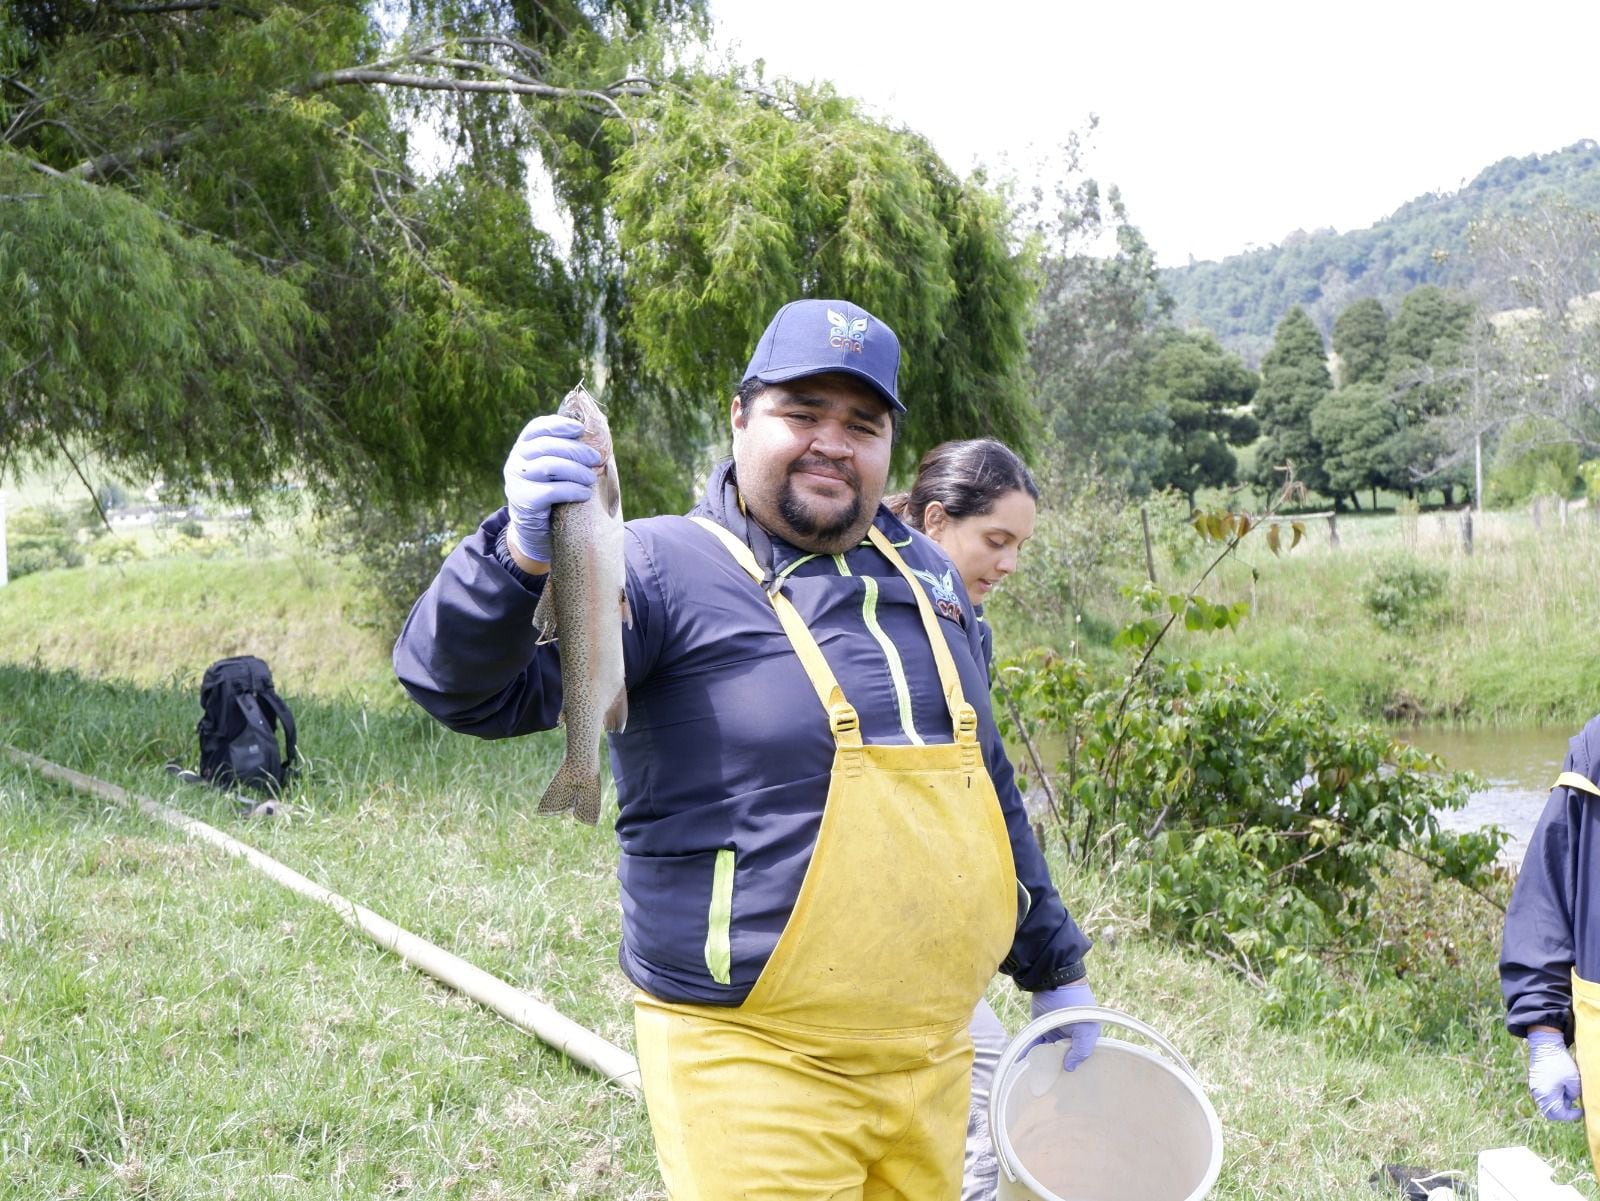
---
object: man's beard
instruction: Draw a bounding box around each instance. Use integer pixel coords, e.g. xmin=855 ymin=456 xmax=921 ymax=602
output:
xmin=776 ymin=459 xmax=865 ymax=549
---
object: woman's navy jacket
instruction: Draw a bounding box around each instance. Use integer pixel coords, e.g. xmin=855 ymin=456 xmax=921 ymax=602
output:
xmin=393 ymin=461 xmax=1091 ymax=1007
xmin=1501 ymin=714 xmax=1600 ymax=1039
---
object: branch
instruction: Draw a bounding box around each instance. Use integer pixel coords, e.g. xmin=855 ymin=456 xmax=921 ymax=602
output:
xmin=51 ymin=427 xmax=114 ymax=535
xmin=302 ymin=67 xmax=650 ymax=124
xmin=109 ymin=0 xmax=260 ymax=14
xmin=67 ymin=129 xmax=204 ymax=181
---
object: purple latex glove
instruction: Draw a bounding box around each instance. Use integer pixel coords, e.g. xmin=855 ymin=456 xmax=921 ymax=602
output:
xmin=1527 ymin=1029 xmax=1583 ymax=1121
xmin=502 ymin=414 xmax=602 ymax=563
xmin=1030 ymin=980 xmax=1101 ymax=1072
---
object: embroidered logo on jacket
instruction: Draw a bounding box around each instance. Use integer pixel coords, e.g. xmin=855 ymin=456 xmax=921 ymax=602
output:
xmin=828 ymin=309 xmax=868 ymax=353
xmin=911 ymin=567 xmax=965 ymax=625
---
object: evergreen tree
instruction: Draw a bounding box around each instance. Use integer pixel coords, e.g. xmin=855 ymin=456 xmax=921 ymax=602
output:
xmin=1331 ymin=298 xmax=1389 ymax=386
xmin=1312 ymin=383 xmax=1397 ymax=507
xmin=1144 ymin=330 xmax=1258 ymax=507
xmin=1387 ymin=286 xmax=1475 ymax=373
xmin=1252 ymin=307 xmax=1333 ymax=500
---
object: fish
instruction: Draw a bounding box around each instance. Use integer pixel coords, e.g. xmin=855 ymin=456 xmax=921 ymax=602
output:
xmin=533 ymin=383 xmax=631 ymax=825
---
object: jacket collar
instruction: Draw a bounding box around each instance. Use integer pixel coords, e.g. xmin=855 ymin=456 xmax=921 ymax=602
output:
xmin=691 ymin=458 xmax=915 ymax=583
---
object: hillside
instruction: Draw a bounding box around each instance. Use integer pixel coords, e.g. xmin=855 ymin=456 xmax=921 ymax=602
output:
xmin=1162 ymin=139 xmax=1600 ymax=363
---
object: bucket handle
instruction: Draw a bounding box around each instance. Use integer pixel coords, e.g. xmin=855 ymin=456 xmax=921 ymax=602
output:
xmin=987 ymin=1005 xmax=1202 ymax=1186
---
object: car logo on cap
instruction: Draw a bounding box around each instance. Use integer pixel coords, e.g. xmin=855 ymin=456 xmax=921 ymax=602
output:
xmin=828 ymin=309 xmax=868 ymax=353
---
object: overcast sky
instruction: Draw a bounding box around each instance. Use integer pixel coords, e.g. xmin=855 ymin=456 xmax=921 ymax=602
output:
xmin=707 ymin=0 xmax=1600 ymax=268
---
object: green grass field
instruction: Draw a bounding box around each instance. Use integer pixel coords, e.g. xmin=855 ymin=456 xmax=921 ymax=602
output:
xmin=2 ymin=540 xmax=1598 ymax=1198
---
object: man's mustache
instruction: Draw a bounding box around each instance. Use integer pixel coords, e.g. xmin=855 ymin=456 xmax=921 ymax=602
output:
xmin=788 ymin=457 xmax=859 ymax=489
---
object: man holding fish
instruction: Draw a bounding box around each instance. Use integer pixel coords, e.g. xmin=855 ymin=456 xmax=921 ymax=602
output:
xmin=395 ymin=298 xmax=1098 ymax=1199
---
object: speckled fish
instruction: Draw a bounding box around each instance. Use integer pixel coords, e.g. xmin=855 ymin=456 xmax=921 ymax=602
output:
xmin=534 ymin=384 xmax=630 ymax=825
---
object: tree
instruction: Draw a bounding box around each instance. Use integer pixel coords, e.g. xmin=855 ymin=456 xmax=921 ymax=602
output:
xmin=0 ymin=0 xmax=1039 ymax=521
xmin=1331 ymin=298 xmax=1389 ymax=387
xmin=1465 ymin=199 xmax=1600 ymax=454
xmin=1311 ymin=383 xmax=1397 ymax=507
xmin=1144 ymin=330 xmax=1258 ymax=506
xmin=1386 ymin=286 xmax=1475 ymax=375
xmin=1029 ymin=140 xmax=1173 ymax=492
xmin=1252 ymin=307 xmax=1333 ymax=501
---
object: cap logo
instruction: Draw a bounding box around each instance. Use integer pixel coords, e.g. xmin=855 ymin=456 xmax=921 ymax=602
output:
xmin=827 ymin=309 xmax=868 ymax=354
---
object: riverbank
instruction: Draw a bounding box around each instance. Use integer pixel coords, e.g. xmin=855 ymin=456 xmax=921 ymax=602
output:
xmin=995 ymin=506 xmax=1600 ymax=729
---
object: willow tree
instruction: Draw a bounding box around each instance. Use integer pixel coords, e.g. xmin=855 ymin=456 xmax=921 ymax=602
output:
xmin=1 ymin=0 xmax=1037 ymax=521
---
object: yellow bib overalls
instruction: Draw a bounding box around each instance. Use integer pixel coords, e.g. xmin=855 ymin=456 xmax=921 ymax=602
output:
xmin=632 ymin=520 xmax=1018 ymax=1200
xmin=1556 ymin=771 xmax=1600 ymax=1178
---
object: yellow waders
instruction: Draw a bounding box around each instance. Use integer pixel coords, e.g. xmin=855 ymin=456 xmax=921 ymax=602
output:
xmin=1574 ymin=968 xmax=1600 ymax=1176
xmin=1551 ymin=773 xmax=1600 ymax=1180
xmin=633 ymin=521 xmax=1018 ymax=1200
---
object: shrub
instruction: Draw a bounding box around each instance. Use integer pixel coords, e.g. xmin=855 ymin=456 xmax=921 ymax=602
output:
xmin=5 ymin=505 xmax=83 ymax=578
xmin=85 ymin=536 xmax=144 ymax=566
xmin=1359 ymin=558 xmax=1448 ymax=632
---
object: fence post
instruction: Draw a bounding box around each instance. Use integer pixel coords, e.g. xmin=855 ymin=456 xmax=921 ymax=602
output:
xmin=1560 ymin=498 xmax=1569 ymax=532
xmin=1460 ymin=507 xmax=1474 ymax=556
xmin=1531 ymin=497 xmax=1543 ymax=532
xmin=1139 ymin=505 xmax=1157 ymax=585
xmin=1326 ymin=512 xmax=1340 ymax=549
xmin=0 ymin=490 xmax=8 ymax=587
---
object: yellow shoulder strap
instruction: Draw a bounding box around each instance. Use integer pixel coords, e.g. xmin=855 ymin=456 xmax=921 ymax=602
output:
xmin=867 ymin=527 xmax=976 ymax=745
xmin=1555 ymin=771 xmax=1600 ymax=799
xmin=687 ymin=516 xmax=859 ymax=746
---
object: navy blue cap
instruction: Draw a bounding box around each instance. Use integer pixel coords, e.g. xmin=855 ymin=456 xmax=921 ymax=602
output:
xmin=741 ymin=299 xmax=903 ymax=413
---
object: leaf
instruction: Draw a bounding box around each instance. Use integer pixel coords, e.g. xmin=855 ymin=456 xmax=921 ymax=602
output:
xmin=1290 ymin=521 xmax=1305 ymax=550
xmin=1266 ymin=524 xmax=1281 ymax=556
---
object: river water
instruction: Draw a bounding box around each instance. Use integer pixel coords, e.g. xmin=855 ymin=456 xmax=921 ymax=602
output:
xmin=1400 ymin=725 xmax=1572 ymax=863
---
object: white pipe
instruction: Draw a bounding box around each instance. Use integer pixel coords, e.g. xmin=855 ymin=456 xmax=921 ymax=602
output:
xmin=4 ymin=746 xmax=642 ymax=1097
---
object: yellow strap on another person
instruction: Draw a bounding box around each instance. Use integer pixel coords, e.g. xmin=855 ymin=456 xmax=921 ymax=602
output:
xmin=1555 ymin=771 xmax=1600 ymax=799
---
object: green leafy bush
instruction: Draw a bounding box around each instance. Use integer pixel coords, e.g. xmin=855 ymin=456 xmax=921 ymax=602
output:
xmin=5 ymin=505 xmax=83 ymax=578
xmin=85 ymin=536 xmax=143 ymax=566
xmin=997 ymin=644 xmax=1504 ymax=1045
xmin=1359 ymin=558 xmax=1448 ymax=631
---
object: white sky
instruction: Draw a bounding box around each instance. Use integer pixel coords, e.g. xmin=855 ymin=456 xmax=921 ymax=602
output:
xmin=707 ymin=0 xmax=1600 ymax=268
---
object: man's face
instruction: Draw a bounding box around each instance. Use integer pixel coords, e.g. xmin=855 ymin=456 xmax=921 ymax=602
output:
xmin=730 ymin=374 xmax=894 ymax=554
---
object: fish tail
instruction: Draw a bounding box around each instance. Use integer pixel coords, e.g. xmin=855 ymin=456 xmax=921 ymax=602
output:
xmin=536 ymin=760 xmax=603 ymax=826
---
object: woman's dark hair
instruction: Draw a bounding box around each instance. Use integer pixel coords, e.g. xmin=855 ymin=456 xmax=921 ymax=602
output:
xmin=886 ymin=439 xmax=1038 ymax=531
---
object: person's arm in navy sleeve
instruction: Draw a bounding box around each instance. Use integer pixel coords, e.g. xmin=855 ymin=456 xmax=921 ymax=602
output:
xmin=1502 ymin=785 xmax=1579 ymax=1039
xmin=393 ymin=509 xmax=660 ymax=739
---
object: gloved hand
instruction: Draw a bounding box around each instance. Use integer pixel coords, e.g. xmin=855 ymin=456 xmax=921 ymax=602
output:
xmin=1527 ymin=1029 xmax=1583 ymax=1121
xmin=502 ymin=414 xmax=602 ymax=563
xmin=1030 ymin=979 xmax=1101 ymax=1072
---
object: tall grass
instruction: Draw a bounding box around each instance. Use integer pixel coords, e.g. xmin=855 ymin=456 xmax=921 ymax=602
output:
xmin=994 ymin=505 xmax=1600 ymax=728
xmin=0 ymin=551 xmax=398 ymax=704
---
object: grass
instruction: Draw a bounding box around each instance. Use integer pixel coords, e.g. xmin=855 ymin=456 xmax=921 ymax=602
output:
xmin=995 ymin=503 xmax=1600 ymax=728
xmin=0 ymin=672 xmax=1589 ymax=1199
xmin=0 ymin=551 xmax=398 ymax=705
xmin=2 ymin=543 xmax=1598 ymax=1197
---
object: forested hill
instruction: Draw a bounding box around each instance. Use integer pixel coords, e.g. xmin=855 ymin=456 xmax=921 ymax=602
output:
xmin=1162 ymin=139 xmax=1600 ymax=364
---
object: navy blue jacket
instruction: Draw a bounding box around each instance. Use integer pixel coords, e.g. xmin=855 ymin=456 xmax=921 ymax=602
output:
xmin=394 ymin=460 xmax=1091 ymax=1006
xmin=1501 ymin=715 xmax=1600 ymax=1040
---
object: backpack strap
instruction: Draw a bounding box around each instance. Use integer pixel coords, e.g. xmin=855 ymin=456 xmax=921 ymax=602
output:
xmin=1555 ymin=771 xmax=1600 ymax=799
xmin=259 ymin=689 xmax=297 ymax=775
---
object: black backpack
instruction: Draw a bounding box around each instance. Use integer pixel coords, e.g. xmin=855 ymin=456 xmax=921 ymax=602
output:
xmin=196 ymin=656 xmax=297 ymax=792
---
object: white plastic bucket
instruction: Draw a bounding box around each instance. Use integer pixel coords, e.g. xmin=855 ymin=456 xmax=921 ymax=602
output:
xmin=988 ymin=1006 xmax=1222 ymax=1201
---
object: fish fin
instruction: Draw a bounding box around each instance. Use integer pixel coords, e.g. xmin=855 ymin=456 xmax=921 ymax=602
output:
xmin=533 ymin=582 xmax=558 ymax=645
xmin=619 ymin=587 xmax=633 ymax=630
xmin=603 ymin=688 xmax=628 ymax=735
xmin=536 ymin=760 xmax=602 ymax=826
xmin=597 ymin=461 xmax=622 ymax=518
